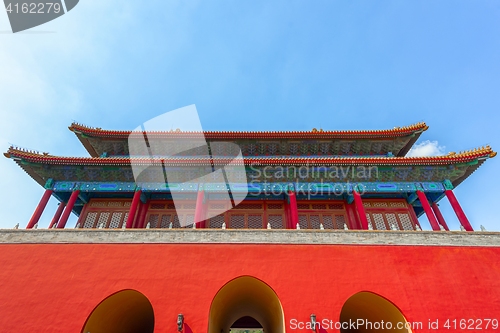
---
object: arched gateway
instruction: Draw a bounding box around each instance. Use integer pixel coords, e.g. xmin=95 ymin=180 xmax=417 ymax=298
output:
xmin=339 ymin=291 xmax=412 ymax=333
xmin=81 ymin=289 xmax=154 ymax=333
xmin=208 ymin=276 xmax=285 ymax=333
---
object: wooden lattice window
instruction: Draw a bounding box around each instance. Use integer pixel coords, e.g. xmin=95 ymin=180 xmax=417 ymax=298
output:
xmin=227 ymin=213 xmax=266 ymax=229
xmin=78 ymin=199 xmax=131 ymax=229
xmin=230 ymin=214 xmax=245 ymax=229
xmin=311 ymin=204 xmax=327 ymax=210
xmin=372 ymin=213 xmax=386 ymax=230
xmin=322 ymin=215 xmax=334 ymax=229
xmin=83 ymin=212 xmax=97 ymax=228
xmin=329 ymin=203 xmax=344 ymax=210
xmin=267 ymin=203 xmax=284 ymax=210
xmin=234 ymin=203 xmax=262 ymax=210
xmin=398 ymin=213 xmax=414 ymax=230
xmin=363 ymin=199 xmax=416 ymax=231
xmin=248 ymin=215 xmax=263 ymax=228
xmin=335 ymin=215 xmax=346 ymax=229
xmin=148 ymin=214 xmax=160 ymax=228
xmin=268 ymin=214 xmax=284 ymax=229
xmin=296 ymin=200 xmax=347 ymax=229
xmin=208 ymin=215 xmax=225 ymax=228
xmin=109 ymin=212 xmax=123 ymax=229
xmin=298 ymin=213 xmax=346 ymax=229
xmin=144 ymin=200 xmax=196 ymax=228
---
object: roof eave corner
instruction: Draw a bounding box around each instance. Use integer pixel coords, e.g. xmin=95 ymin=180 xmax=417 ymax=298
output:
xmin=397 ymin=130 xmax=427 ymax=157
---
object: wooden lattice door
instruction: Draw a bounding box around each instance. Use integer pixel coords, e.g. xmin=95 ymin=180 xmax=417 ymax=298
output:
xmin=297 ymin=201 xmax=347 ymax=229
xmin=79 ymin=199 xmax=131 ymax=229
xmin=144 ymin=201 xmax=196 ymax=228
xmin=363 ymin=200 xmax=416 ymax=231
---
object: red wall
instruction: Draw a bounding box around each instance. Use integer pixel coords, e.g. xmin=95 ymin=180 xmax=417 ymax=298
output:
xmin=0 ymin=243 xmax=499 ymax=332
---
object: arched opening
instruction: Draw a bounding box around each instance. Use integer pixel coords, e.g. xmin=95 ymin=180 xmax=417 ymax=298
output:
xmin=231 ymin=316 xmax=263 ymax=332
xmin=81 ymin=289 xmax=154 ymax=333
xmin=339 ymin=292 xmax=412 ymax=333
xmin=208 ymin=276 xmax=285 ymax=333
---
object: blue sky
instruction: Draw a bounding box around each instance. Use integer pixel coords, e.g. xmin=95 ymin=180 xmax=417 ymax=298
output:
xmin=0 ymin=0 xmax=498 ymax=230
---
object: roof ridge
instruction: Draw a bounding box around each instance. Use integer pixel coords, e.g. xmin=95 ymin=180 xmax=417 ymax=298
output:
xmin=69 ymin=121 xmax=429 ymax=135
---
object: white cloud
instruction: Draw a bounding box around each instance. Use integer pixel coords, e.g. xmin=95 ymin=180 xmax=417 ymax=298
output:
xmin=407 ymin=140 xmax=446 ymax=157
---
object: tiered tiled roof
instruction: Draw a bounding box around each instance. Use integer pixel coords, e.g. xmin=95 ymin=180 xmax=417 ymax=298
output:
xmin=69 ymin=122 xmax=429 ymax=139
xmin=68 ymin=122 xmax=429 ymax=157
xmin=4 ymin=145 xmax=496 ymax=166
xmin=5 ymin=122 xmax=496 ymax=190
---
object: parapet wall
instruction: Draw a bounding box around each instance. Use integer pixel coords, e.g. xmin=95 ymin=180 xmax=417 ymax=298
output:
xmin=1 ymin=229 xmax=500 ymax=332
xmin=1 ymin=229 xmax=499 ymax=246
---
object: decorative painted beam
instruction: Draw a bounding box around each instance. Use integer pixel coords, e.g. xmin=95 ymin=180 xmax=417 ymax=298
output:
xmin=51 ymin=181 xmax=450 ymax=196
xmin=346 ymin=194 xmax=354 ymax=205
xmin=406 ymin=192 xmax=418 ymax=205
xmin=443 ymin=179 xmax=454 ymax=190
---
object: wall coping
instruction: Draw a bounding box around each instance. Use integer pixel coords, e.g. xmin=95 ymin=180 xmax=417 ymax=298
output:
xmin=0 ymin=229 xmax=499 ymax=246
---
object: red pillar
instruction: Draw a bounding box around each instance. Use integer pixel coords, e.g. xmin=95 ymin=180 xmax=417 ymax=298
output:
xmin=133 ymin=202 xmax=146 ymax=228
xmin=57 ymin=190 xmax=80 ymax=229
xmin=132 ymin=202 xmax=142 ymax=228
xmin=353 ymin=190 xmax=368 ymax=230
xmin=416 ymin=190 xmax=440 ymax=231
xmin=445 ymin=190 xmax=473 ymax=231
xmin=139 ymin=201 xmax=149 ymax=228
xmin=125 ymin=190 xmax=142 ymax=228
xmin=288 ymin=190 xmax=299 ymax=229
xmin=431 ymin=203 xmax=449 ymax=231
xmin=27 ymin=189 xmax=53 ymax=229
xmin=345 ymin=202 xmax=360 ymax=230
xmin=194 ymin=190 xmax=206 ymax=228
xmin=48 ymin=202 xmax=66 ymax=229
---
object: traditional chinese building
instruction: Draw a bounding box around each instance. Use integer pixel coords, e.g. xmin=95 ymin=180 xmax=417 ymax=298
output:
xmin=1 ymin=122 xmax=499 ymax=333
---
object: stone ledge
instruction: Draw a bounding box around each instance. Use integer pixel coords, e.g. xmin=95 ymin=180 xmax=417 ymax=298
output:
xmin=0 ymin=229 xmax=499 ymax=246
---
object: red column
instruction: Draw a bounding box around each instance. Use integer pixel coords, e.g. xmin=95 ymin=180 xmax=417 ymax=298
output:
xmin=57 ymin=190 xmax=80 ymax=229
xmin=133 ymin=201 xmax=148 ymax=229
xmin=125 ymin=190 xmax=142 ymax=228
xmin=284 ymin=198 xmax=290 ymax=229
xmin=431 ymin=203 xmax=449 ymax=231
xmin=194 ymin=190 xmax=205 ymax=228
xmin=27 ymin=189 xmax=53 ymax=229
xmin=353 ymin=190 xmax=368 ymax=230
xmin=445 ymin=190 xmax=473 ymax=231
xmin=48 ymin=202 xmax=66 ymax=229
xmin=345 ymin=202 xmax=360 ymax=230
xmin=137 ymin=201 xmax=149 ymax=229
xmin=132 ymin=202 xmax=142 ymax=228
xmin=288 ymin=190 xmax=299 ymax=229
xmin=416 ymin=190 xmax=440 ymax=231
